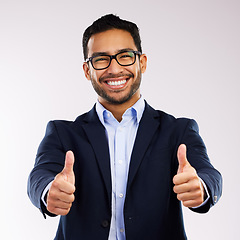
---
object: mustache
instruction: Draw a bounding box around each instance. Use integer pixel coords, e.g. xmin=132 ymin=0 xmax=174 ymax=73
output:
xmin=99 ymin=73 xmax=134 ymax=82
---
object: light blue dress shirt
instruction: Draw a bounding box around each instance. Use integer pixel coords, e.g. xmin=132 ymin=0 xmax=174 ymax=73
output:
xmin=96 ymin=97 xmax=145 ymax=240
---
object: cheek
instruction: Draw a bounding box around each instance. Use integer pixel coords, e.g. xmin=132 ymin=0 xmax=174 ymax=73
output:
xmin=124 ymin=65 xmax=138 ymax=76
xmin=89 ymin=69 xmax=99 ymax=81
xmin=131 ymin=66 xmax=141 ymax=78
xmin=131 ymin=61 xmax=141 ymax=74
xmin=90 ymin=69 xmax=115 ymax=83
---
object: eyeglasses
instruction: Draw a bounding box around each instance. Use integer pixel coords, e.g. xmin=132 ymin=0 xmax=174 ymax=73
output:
xmin=86 ymin=50 xmax=142 ymax=70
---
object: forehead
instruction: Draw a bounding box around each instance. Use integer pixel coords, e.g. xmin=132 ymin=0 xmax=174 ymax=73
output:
xmin=87 ymin=29 xmax=137 ymax=56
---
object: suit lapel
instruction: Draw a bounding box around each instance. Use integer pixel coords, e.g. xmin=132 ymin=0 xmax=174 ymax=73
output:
xmin=81 ymin=106 xmax=112 ymax=204
xmin=79 ymin=103 xmax=160 ymax=203
xmin=127 ymin=103 xmax=161 ymax=191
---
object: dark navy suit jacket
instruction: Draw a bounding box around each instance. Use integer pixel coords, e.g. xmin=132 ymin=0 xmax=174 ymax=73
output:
xmin=28 ymin=102 xmax=222 ymax=240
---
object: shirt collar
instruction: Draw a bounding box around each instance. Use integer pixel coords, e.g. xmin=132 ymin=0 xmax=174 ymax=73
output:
xmin=96 ymin=96 xmax=145 ymax=125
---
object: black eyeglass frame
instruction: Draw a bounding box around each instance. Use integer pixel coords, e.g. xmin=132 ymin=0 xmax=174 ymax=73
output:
xmin=85 ymin=50 xmax=142 ymax=70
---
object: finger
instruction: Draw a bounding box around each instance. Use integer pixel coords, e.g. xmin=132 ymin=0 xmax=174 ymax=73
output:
xmin=49 ymin=188 xmax=75 ymax=203
xmin=63 ymin=151 xmax=75 ymax=175
xmin=176 ymin=190 xmax=202 ymax=202
xmin=173 ymin=182 xmax=190 ymax=194
xmin=173 ymin=180 xmax=201 ymax=194
xmin=51 ymin=177 xmax=75 ymax=194
xmin=48 ymin=197 xmax=73 ymax=209
xmin=62 ymin=151 xmax=75 ymax=184
xmin=57 ymin=192 xmax=75 ymax=203
xmin=177 ymin=144 xmax=190 ymax=173
xmin=58 ymin=181 xmax=76 ymax=194
xmin=47 ymin=204 xmax=72 ymax=216
xmin=173 ymin=170 xmax=197 ymax=185
xmin=181 ymin=199 xmax=204 ymax=208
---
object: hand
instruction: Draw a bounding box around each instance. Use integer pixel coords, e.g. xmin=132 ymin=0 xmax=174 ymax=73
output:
xmin=47 ymin=151 xmax=75 ymax=215
xmin=173 ymin=144 xmax=204 ymax=208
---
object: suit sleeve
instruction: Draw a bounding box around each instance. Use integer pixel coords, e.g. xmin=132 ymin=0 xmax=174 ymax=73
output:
xmin=27 ymin=121 xmax=66 ymax=217
xmin=180 ymin=119 xmax=222 ymax=213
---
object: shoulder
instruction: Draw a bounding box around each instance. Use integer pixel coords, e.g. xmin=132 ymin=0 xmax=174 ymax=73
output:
xmin=48 ymin=105 xmax=97 ymax=129
xmin=41 ymin=108 xmax=96 ymax=143
xmin=145 ymin=101 xmax=198 ymax=130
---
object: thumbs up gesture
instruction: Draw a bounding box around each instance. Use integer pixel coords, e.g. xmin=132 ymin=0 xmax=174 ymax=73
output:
xmin=47 ymin=151 xmax=76 ymax=215
xmin=173 ymin=144 xmax=204 ymax=208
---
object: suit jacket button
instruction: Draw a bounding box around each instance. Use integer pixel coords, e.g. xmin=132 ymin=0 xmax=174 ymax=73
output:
xmin=101 ymin=220 xmax=109 ymax=228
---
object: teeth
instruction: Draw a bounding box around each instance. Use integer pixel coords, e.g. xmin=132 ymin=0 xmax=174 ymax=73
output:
xmin=107 ymin=80 xmax=126 ymax=86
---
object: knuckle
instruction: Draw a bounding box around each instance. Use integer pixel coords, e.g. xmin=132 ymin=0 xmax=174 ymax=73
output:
xmin=192 ymin=181 xmax=200 ymax=189
xmin=69 ymin=185 xmax=75 ymax=194
xmin=47 ymin=197 xmax=52 ymax=205
xmin=172 ymin=176 xmax=177 ymax=184
xmin=189 ymin=171 xmax=196 ymax=179
xmin=197 ymin=190 xmax=204 ymax=200
xmin=173 ymin=175 xmax=180 ymax=185
xmin=47 ymin=204 xmax=55 ymax=213
xmin=47 ymin=199 xmax=55 ymax=209
xmin=177 ymin=194 xmax=182 ymax=201
xmin=71 ymin=194 xmax=75 ymax=203
xmin=183 ymin=201 xmax=190 ymax=207
xmin=196 ymin=199 xmax=202 ymax=206
xmin=52 ymin=180 xmax=59 ymax=189
xmin=48 ymin=190 xmax=57 ymax=199
xmin=66 ymin=194 xmax=75 ymax=204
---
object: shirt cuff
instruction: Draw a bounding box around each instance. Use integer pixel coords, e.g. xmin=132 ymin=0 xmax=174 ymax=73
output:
xmin=191 ymin=177 xmax=210 ymax=209
xmin=41 ymin=181 xmax=53 ymax=207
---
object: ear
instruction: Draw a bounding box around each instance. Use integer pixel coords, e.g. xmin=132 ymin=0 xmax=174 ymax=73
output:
xmin=83 ymin=62 xmax=91 ymax=80
xmin=140 ymin=54 xmax=147 ymax=73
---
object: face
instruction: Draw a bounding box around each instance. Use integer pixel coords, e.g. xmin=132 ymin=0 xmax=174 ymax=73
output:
xmin=83 ymin=29 xmax=147 ymax=106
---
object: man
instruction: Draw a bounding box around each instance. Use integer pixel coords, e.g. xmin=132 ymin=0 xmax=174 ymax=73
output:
xmin=28 ymin=14 xmax=222 ymax=240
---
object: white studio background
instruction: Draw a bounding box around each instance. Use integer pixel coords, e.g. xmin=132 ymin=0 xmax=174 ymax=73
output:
xmin=1 ymin=0 xmax=239 ymax=239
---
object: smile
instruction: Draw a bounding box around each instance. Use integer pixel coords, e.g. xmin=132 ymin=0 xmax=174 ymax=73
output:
xmin=107 ymin=80 xmax=127 ymax=86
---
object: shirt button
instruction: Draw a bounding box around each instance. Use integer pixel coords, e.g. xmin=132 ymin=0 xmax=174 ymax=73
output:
xmin=119 ymin=193 xmax=124 ymax=198
xmin=120 ymin=228 xmax=124 ymax=233
xmin=118 ymin=160 xmax=123 ymax=164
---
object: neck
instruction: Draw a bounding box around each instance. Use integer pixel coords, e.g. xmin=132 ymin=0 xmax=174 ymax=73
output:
xmin=99 ymin=92 xmax=140 ymax=122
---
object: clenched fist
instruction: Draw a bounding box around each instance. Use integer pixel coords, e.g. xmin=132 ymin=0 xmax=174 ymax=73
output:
xmin=173 ymin=144 xmax=205 ymax=208
xmin=47 ymin=151 xmax=75 ymax=215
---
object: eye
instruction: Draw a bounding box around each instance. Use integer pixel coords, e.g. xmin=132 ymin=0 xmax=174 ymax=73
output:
xmin=119 ymin=52 xmax=134 ymax=59
xmin=93 ymin=56 xmax=109 ymax=63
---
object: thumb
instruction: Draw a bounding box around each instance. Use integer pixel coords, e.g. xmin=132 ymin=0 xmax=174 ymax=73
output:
xmin=62 ymin=150 xmax=75 ymax=184
xmin=177 ymin=144 xmax=190 ymax=173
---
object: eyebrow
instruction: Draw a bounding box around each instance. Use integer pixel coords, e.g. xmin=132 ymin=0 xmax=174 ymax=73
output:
xmin=90 ymin=48 xmax=136 ymax=58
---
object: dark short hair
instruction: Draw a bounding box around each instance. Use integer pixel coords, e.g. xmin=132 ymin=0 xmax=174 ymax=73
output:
xmin=82 ymin=14 xmax=142 ymax=60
